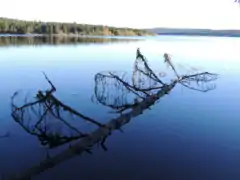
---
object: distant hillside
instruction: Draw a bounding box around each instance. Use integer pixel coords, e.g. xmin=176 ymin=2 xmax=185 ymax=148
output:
xmin=146 ymin=28 xmax=240 ymax=37
xmin=0 ymin=17 xmax=155 ymax=36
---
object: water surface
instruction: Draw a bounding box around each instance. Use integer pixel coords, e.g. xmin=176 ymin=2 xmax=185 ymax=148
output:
xmin=0 ymin=35 xmax=240 ymax=180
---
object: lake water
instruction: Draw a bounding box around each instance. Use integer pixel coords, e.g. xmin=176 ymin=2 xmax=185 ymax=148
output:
xmin=0 ymin=35 xmax=240 ymax=180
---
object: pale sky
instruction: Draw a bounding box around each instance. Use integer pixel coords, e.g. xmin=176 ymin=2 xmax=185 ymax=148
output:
xmin=1 ymin=0 xmax=240 ymax=29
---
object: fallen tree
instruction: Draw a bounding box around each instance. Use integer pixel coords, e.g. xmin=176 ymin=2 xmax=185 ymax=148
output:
xmin=7 ymin=49 xmax=217 ymax=180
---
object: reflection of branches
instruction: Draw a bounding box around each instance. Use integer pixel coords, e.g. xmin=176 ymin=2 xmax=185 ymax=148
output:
xmin=132 ymin=48 xmax=165 ymax=91
xmin=181 ymin=72 xmax=218 ymax=82
xmin=0 ymin=132 xmax=10 ymax=139
xmin=8 ymin=82 xmax=176 ymax=180
xmin=11 ymin=73 xmax=103 ymax=149
xmin=162 ymin=52 xmax=218 ymax=92
xmin=8 ymin=49 xmax=218 ymax=180
xmin=179 ymin=72 xmax=218 ymax=92
xmin=94 ymin=49 xmax=218 ymax=114
xmin=93 ymin=71 xmax=142 ymax=113
xmin=164 ymin=53 xmax=179 ymax=78
xmin=93 ymin=70 xmax=164 ymax=114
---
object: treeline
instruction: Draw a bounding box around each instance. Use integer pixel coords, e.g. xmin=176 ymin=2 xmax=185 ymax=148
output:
xmin=0 ymin=17 xmax=154 ymax=36
xmin=0 ymin=36 xmax=140 ymax=47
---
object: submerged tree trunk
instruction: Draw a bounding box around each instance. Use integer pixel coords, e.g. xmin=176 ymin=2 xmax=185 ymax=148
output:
xmin=7 ymin=82 xmax=176 ymax=180
xmin=7 ymin=49 xmax=217 ymax=180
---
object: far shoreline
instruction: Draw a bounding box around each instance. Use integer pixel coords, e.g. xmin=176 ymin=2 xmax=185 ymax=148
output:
xmin=0 ymin=33 xmax=154 ymax=39
xmin=0 ymin=33 xmax=240 ymax=38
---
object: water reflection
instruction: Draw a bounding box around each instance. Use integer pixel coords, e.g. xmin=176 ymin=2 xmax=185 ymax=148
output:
xmin=8 ymin=49 xmax=217 ymax=180
xmin=0 ymin=132 xmax=10 ymax=138
xmin=0 ymin=36 xmax=140 ymax=47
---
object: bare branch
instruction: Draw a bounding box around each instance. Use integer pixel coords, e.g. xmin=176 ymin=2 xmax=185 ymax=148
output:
xmin=7 ymin=49 xmax=218 ymax=180
xmin=134 ymin=48 xmax=165 ymax=86
xmin=179 ymin=72 xmax=218 ymax=92
xmin=7 ymin=83 xmax=176 ymax=180
xmin=163 ymin=53 xmax=180 ymax=78
xmin=11 ymin=74 xmax=103 ymax=149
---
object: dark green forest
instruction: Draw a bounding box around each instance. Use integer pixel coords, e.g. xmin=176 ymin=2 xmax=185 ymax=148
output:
xmin=0 ymin=17 xmax=154 ymax=36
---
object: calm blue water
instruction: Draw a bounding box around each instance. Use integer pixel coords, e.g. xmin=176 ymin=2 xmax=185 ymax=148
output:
xmin=0 ymin=36 xmax=240 ymax=180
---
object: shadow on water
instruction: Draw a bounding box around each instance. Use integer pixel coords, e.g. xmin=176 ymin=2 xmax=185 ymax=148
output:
xmin=2 ymin=49 xmax=218 ymax=179
xmin=0 ymin=36 xmax=141 ymax=47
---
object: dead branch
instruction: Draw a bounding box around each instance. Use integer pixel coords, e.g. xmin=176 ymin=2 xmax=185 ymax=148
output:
xmin=93 ymin=71 xmax=164 ymax=114
xmin=7 ymin=82 xmax=176 ymax=180
xmin=11 ymin=74 xmax=103 ymax=149
xmin=179 ymin=72 xmax=218 ymax=92
xmin=163 ymin=53 xmax=180 ymax=78
xmin=133 ymin=48 xmax=165 ymax=87
xmin=7 ymin=48 xmax=218 ymax=180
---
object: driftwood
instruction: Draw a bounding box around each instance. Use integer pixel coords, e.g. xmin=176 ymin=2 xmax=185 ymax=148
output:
xmin=7 ymin=49 xmax=218 ymax=180
xmin=8 ymin=83 xmax=176 ymax=180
